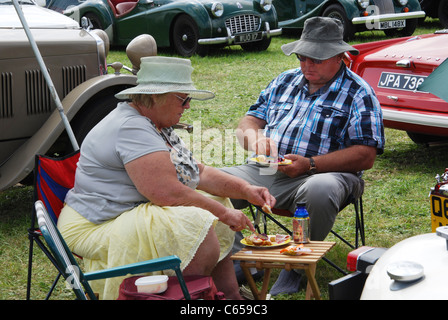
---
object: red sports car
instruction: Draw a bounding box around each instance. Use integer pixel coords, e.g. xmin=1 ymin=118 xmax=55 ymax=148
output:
xmin=346 ymin=30 xmax=448 ymax=144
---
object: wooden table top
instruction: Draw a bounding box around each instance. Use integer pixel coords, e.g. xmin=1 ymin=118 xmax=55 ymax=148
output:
xmin=231 ymin=241 xmax=336 ymax=267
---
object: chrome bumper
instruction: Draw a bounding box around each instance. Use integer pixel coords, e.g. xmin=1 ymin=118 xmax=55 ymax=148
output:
xmin=198 ymin=22 xmax=282 ymax=45
xmin=352 ymin=11 xmax=426 ymax=25
xmin=382 ymin=108 xmax=448 ymax=129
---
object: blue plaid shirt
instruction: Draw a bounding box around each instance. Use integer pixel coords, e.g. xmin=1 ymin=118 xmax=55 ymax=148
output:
xmin=247 ymin=65 xmax=385 ymax=157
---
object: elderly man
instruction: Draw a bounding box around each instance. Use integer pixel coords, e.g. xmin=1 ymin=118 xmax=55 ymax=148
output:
xmin=224 ymin=16 xmax=385 ymax=295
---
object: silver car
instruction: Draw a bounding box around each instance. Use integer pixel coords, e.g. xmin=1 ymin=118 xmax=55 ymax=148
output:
xmin=0 ymin=0 xmax=152 ymax=190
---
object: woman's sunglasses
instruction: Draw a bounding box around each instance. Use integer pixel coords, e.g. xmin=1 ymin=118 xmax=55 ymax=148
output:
xmin=174 ymin=94 xmax=192 ymax=106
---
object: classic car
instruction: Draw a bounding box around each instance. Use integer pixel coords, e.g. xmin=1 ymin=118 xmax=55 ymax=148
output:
xmin=0 ymin=0 xmax=154 ymax=191
xmin=345 ymin=30 xmax=448 ymax=144
xmin=1 ymin=0 xmax=79 ymax=28
xmin=273 ymin=0 xmax=425 ymax=40
xmin=329 ymin=168 xmax=448 ymax=300
xmin=419 ymin=0 xmax=448 ymax=28
xmin=45 ymin=0 xmax=282 ymax=56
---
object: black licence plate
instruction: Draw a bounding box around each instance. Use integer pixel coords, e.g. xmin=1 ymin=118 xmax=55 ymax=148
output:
xmin=234 ymin=32 xmax=262 ymax=44
xmin=378 ymin=20 xmax=405 ymax=29
xmin=378 ymin=72 xmax=427 ymax=92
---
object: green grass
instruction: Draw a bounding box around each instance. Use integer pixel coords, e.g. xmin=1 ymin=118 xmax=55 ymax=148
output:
xmin=1 ymin=19 xmax=447 ymax=300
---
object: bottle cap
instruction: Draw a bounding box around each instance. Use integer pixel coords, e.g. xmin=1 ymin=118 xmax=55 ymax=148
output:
xmin=294 ymin=202 xmax=309 ymax=217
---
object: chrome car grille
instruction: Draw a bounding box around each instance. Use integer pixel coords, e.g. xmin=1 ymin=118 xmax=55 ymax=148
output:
xmin=225 ymin=15 xmax=261 ymax=35
xmin=372 ymin=0 xmax=395 ymax=14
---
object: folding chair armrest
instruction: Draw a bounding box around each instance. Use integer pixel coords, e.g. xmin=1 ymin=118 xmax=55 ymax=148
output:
xmin=83 ymin=255 xmax=182 ymax=281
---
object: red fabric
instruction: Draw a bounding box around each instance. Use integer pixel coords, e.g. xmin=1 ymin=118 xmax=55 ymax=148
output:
xmin=117 ymin=275 xmax=225 ymax=300
xmin=35 ymin=151 xmax=80 ymax=222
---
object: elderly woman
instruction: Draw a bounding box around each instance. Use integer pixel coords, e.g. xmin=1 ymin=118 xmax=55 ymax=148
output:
xmin=57 ymin=56 xmax=274 ymax=300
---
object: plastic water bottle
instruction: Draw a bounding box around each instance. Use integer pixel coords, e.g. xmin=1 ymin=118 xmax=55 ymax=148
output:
xmin=293 ymin=202 xmax=310 ymax=243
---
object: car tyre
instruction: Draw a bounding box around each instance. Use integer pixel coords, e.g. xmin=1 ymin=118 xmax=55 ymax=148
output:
xmin=407 ymin=131 xmax=448 ymax=145
xmin=439 ymin=0 xmax=448 ymax=28
xmin=383 ymin=18 xmax=417 ymax=37
xmin=322 ymin=4 xmax=355 ymax=41
xmin=49 ymin=92 xmax=118 ymax=156
xmin=240 ymin=37 xmax=271 ymax=52
xmin=172 ymin=14 xmax=208 ymax=57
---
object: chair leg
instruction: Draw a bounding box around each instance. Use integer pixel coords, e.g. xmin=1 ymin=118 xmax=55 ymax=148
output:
xmin=330 ymin=229 xmax=355 ymax=249
xmin=28 ymin=231 xmax=65 ymax=299
xmin=45 ymin=273 xmax=62 ymax=300
xmin=26 ymin=232 xmax=35 ymax=300
xmin=359 ymin=197 xmax=365 ymax=246
xmin=174 ymin=268 xmax=191 ymax=300
xmin=253 ymin=205 xmax=292 ymax=236
xmin=353 ymin=197 xmax=366 ymax=248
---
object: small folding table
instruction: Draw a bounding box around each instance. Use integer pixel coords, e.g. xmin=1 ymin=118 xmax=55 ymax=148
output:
xmin=231 ymin=241 xmax=335 ymax=300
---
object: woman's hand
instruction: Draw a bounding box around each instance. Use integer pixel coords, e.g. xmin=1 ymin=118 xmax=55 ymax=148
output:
xmin=220 ymin=208 xmax=254 ymax=232
xmin=243 ymin=185 xmax=276 ymax=211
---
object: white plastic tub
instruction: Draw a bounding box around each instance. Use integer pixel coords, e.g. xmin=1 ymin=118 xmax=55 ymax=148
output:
xmin=135 ymin=275 xmax=169 ymax=294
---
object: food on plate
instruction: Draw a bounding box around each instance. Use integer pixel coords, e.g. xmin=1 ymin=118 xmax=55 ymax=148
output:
xmin=250 ymin=155 xmax=292 ymax=165
xmin=280 ymin=244 xmax=313 ymax=256
xmin=274 ymin=234 xmax=291 ymax=243
xmin=243 ymin=233 xmax=290 ymax=246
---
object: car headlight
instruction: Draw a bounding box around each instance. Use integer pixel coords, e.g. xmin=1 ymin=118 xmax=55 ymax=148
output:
xmin=211 ymin=2 xmax=224 ymax=17
xmin=260 ymin=0 xmax=272 ymax=12
xmin=357 ymin=0 xmax=370 ymax=9
xmin=396 ymin=0 xmax=408 ymax=6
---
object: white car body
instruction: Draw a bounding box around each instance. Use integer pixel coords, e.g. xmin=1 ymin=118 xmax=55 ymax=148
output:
xmin=361 ymin=227 xmax=448 ymax=300
xmin=0 ymin=0 xmax=79 ymax=29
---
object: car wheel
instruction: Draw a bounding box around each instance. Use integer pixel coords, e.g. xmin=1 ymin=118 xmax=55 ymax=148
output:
xmin=83 ymin=13 xmax=103 ymax=30
xmin=172 ymin=14 xmax=207 ymax=57
xmin=383 ymin=18 xmax=417 ymax=37
xmin=240 ymin=37 xmax=271 ymax=52
xmin=49 ymin=92 xmax=118 ymax=156
xmin=322 ymin=4 xmax=355 ymax=41
xmin=407 ymin=131 xmax=448 ymax=145
xmin=70 ymin=93 xmax=118 ymax=144
xmin=439 ymin=0 xmax=448 ymax=28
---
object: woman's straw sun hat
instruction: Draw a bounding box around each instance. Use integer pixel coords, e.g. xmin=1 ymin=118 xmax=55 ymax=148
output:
xmin=115 ymin=56 xmax=214 ymax=101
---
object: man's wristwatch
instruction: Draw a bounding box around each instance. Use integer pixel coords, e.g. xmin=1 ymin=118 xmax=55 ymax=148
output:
xmin=307 ymin=157 xmax=317 ymax=175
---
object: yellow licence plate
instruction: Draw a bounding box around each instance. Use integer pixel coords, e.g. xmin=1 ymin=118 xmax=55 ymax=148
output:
xmin=430 ymin=194 xmax=448 ymax=232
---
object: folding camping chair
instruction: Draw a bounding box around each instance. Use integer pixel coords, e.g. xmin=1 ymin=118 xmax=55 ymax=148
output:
xmin=26 ymin=151 xmax=191 ymax=300
xmin=34 ymin=200 xmax=190 ymax=300
xmin=26 ymin=150 xmax=80 ymax=300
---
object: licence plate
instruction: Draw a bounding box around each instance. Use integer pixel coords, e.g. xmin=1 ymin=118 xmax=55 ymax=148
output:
xmin=234 ymin=32 xmax=262 ymax=44
xmin=378 ymin=72 xmax=427 ymax=91
xmin=378 ymin=20 xmax=405 ymax=29
xmin=430 ymin=194 xmax=448 ymax=232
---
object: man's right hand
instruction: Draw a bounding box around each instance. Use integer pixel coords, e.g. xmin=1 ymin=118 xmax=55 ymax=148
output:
xmin=251 ymin=136 xmax=278 ymax=157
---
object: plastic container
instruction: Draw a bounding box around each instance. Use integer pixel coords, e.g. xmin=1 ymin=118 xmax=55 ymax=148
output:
xmin=135 ymin=275 xmax=169 ymax=294
xmin=293 ymin=202 xmax=310 ymax=243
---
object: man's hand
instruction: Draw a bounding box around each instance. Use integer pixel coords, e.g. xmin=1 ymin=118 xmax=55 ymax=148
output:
xmin=277 ymin=154 xmax=309 ymax=177
xmin=250 ymin=136 xmax=278 ymax=157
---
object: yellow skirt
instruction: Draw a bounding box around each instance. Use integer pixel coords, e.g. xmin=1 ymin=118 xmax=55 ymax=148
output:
xmin=57 ymin=192 xmax=235 ymax=300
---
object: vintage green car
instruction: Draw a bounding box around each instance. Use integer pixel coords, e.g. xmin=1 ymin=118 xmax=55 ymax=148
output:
xmin=273 ymin=0 xmax=425 ymax=40
xmin=46 ymin=0 xmax=282 ymax=56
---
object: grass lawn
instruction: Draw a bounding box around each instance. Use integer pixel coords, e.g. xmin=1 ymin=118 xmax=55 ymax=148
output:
xmin=0 ymin=19 xmax=446 ymax=300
